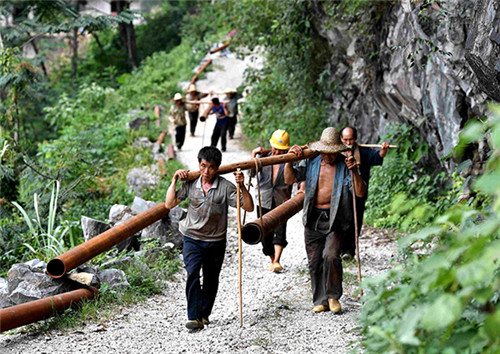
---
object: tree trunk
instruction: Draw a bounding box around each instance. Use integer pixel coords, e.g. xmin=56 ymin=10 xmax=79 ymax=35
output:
xmin=29 ymin=40 xmax=48 ymax=76
xmin=117 ymin=1 xmax=138 ymax=69
xmin=92 ymin=33 xmax=106 ymax=55
xmin=72 ymin=27 xmax=78 ymax=81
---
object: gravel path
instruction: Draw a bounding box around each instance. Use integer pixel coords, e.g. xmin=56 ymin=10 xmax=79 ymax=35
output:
xmin=0 ymin=49 xmax=397 ymax=354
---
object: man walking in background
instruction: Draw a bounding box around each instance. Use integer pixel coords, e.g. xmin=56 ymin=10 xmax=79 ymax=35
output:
xmin=169 ymin=93 xmax=187 ymax=151
xmin=339 ymin=126 xmax=390 ymax=258
xmin=185 ymin=84 xmax=210 ymax=137
xmin=251 ymin=129 xmax=292 ymax=272
xmin=285 ymin=127 xmax=366 ymax=313
xmin=165 ymin=146 xmax=254 ymax=330
xmin=225 ymin=89 xmax=238 ymax=139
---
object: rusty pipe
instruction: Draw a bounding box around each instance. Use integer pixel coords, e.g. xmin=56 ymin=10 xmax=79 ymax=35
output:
xmin=0 ymin=287 xmax=98 ymax=332
xmin=47 ymin=203 xmax=169 ymax=278
xmin=190 ymin=59 xmax=212 ymax=85
xmin=210 ymin=42 xmax=230 ymax=54
xmin=242 ymin=193 xmax=305 ymax=245
xmin=156 ymin=130 xmax=167 ymax=144
xmin=167 ymin=144 xmax=176 ymax=160
xmin=186 ymin=149 xmax=319 ymax=181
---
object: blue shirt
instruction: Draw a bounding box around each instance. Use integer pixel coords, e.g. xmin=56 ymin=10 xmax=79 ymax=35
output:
xmin=296 ymin=154 xmax=365 ymax=232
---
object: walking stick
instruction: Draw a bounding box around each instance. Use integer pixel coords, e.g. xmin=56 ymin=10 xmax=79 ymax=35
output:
xmin=236 ymin=168 xmax=244 ymax=327
xmin=349 ymin=169 xmax=363 ymax=297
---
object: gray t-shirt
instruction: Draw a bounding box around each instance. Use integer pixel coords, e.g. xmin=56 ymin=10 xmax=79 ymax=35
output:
xmin=176 ymin=175 xmax=238 ymax=242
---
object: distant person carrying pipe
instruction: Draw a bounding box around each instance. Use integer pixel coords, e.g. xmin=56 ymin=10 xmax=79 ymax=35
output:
xmin=185 ymin=84 xmax=212 ymax=137
xmin=250 ymin=130 xmax=293 ymax=273
xmin=165 ymin=146 xmax=254 ymax=330
xmin=225 ymin=89 xmax=239 ymax=139
xmin=169 ymin=93 xmax=187 ymax=151
xmin=284 ymin=127 xmax=366 ymax=314
xmin=200 ymin=97 xmax=230 ymax=152
xmin=339 ymin=126 xmax=391 ymax=260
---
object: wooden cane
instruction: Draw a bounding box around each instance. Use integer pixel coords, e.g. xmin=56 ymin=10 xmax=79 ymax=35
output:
xmin=349 ymin=168 xmax=363 ymax=297
xmin=236 ymin=168 xmax=243 ymax=327
xmin=358 ymin=144 xmax=398 ymax=149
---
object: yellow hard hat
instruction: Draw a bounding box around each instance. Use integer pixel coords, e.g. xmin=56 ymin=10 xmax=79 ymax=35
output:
xmin=269 ymin=129 xmax=290 ymax=150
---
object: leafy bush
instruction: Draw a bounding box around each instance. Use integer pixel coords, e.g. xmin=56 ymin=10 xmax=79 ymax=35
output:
xmin=359 ymin=106 xmax=500 ymax=353
xmin=364 ymin=123 xmax=463 ymax=231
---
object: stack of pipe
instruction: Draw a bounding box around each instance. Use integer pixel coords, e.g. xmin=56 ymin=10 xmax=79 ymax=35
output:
xmin=0 ymin=287 xmax=98 ymax=333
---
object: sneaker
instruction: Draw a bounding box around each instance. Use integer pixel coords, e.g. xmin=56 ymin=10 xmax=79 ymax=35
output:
xmin=185 ymin=319 xmax=204 ymax=330
xmin=328 ymin=298 xmax=341 ymax=313
xmin=202 ymin=317 xmax=210 ymax=325
xmin=312 ymin=305 xmax=328 ymax=313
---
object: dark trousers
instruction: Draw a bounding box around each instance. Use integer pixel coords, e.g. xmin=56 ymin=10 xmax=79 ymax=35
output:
xmin=305 ymin=209 xmax=343 ymax=306
xmin=257 ymin=202 xmax=288 ymax=256
xmin=211 ymin=121 xmax=228 ymax=150
xmin=228 ymin=115 xmax=237 ymax=138
xmin=183 ymin=236 xmax=226 ymax=321
xmin=188 ymin=110 xmax=199 ymax=135
xmin=175 ymin=125 xmax=186 ymax=149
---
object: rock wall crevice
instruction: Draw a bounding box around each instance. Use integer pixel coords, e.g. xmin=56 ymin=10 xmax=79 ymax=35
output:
xmin=309 ymin=0 xmax=498 ymax=173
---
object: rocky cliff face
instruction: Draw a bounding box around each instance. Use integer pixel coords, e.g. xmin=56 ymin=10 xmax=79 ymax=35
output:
xmin=309 ymin=0 xmax=498 ymax=172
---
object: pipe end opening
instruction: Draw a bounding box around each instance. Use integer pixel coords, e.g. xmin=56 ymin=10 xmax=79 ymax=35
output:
xmin=242 ymin=224 xmax=262 ymax=245
xmin=46 ymin=259 xmax=66 ymax=278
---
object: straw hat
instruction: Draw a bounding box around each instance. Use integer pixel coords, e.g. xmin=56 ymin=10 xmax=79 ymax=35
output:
xmin=225 ymin=88 xmax=237 ymax=94
xmin=308 ymin=127 xmax=350 ymax=154
xmin=187 ymin=84 xmax=197 ymax=92
xmin=173 ymin=93 xmax=183 ymax=101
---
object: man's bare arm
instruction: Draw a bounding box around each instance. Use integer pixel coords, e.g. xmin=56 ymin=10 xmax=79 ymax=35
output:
xmin=345 ymin=156 xmax=366 ymax=198
xmin=165 ymin=169 xmax=189 ymax=209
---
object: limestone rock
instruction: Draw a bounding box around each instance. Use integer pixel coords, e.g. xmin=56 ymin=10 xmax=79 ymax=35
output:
xmin=127 ymin=168 xmax=159 ymax=195
xmin=81 ymin=216 xmax=111 ymax=242
xmin=133 ymin=137 xmax=153 ymax=149
xmin=3 ymin=261 xmax=73 ymax=307
xmin=98 ymin=269 xmax=129 ymax=290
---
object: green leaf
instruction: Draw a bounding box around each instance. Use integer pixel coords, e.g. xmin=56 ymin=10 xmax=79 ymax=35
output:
xmin=420 ymin=294 xmax=463 ymax=331
xmin=484 ymin=311 xmax=500 ymax=342
xmin=398 ymin=306 xmax=423 ymax=345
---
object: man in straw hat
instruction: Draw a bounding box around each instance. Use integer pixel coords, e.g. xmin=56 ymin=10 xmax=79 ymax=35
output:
xmin=169 ymin=93 xmax=187 ymax=150
xmin=284 ymin=127 xmax=366 ymax=314
xmin=251 ymin=129 xmax=292 ymax=272
xmin=225 ymin=89 xmax=238 ymax=139
xmin=185 ymin=84 xmax=211 ymax=137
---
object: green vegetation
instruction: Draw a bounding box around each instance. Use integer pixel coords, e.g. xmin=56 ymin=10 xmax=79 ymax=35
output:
xmin=360 ymin=107 xmax=500 ymax=353
xmin=364 ymin=123 xmax=465 ymax=232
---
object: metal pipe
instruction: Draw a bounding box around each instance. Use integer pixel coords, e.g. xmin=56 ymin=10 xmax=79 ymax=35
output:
xmin=167 ymin=144 xmax=176 ymax=160
xmin=156 ymin=130 xmax=167 ymax=144
xmin=186 ymin=149 xmax=319 ymax=181
xmin=47 ymin=203 xmax=169 ymax=278
xmin=0 ymin=287 xmax=98 ymax=332
xmin=190 ymin=59 xmax=212 ymax=85
xmin=242 ymin=193 xmax=305 ymax=245
xmin=210 ymin=42 xmax=230 ymax=54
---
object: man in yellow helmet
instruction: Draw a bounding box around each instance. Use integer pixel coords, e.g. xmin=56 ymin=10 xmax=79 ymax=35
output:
xmin=251 ymin=129 xmax=292 ymax=272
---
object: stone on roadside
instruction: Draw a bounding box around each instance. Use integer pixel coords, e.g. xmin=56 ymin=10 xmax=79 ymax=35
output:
xmin=133 ymin=137 xmax=153 ymax=149
xmin=98 ymin=269 xmax=129 ymax=290
xmin=127 ymin=168 xmax=159 ymax=195
xmin=131 ymin=196 xmax=156 ymax=214
xmin=3 ymin=261 xmax=73 ymax=307
xmin=109 ymin=205 xmax=130 ymax=224
xmin=81 ymin=216 xmax=111 ymax=242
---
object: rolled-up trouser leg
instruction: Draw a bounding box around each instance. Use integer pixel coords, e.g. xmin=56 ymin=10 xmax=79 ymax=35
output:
xmin=305 ymin=209 xmax=342 ymax=306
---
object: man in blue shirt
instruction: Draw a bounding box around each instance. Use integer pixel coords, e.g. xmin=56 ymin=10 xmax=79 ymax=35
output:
xmin=340 ymin=126 xmax=390 ymax=258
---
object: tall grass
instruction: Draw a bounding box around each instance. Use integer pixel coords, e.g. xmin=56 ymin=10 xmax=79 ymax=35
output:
xmin=12 ymin=180 xmax=68 ymax=261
